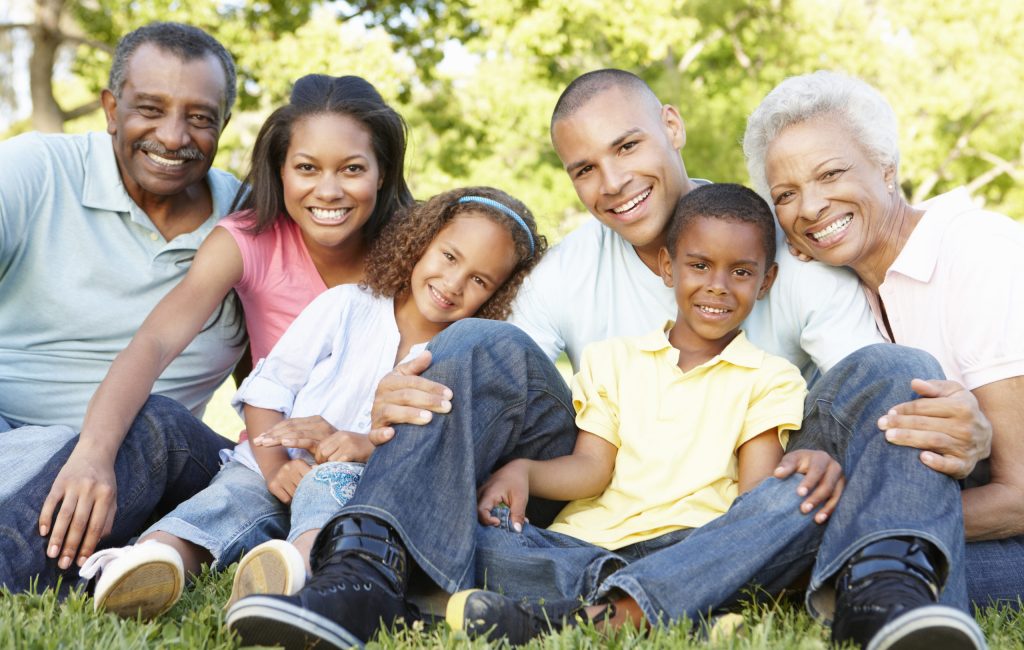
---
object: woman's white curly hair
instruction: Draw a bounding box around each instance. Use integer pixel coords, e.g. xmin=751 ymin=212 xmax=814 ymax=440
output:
xmin=743 ymin=70 xmax=900 ymax=201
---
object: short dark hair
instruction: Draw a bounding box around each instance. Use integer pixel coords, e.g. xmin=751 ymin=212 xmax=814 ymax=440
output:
xmin=551 ymin=68 xmax=657 ymax=129
xmin=232 ymin=74 xmax=413 ymax=244
xmin=109 ymin=22 xmax=237 ymax=114
xmin=666 ymin=183 xmax=777 ymax=265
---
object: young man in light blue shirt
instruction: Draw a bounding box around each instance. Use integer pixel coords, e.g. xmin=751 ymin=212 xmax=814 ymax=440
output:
xmin=0 ymin=22 xmax=245 ymax=593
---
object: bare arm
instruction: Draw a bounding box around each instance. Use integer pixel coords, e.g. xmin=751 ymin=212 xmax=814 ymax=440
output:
xmin=245 ymin=404 xmax=310 ymax=504
xmin=39 ymin=228 xmax=243 ymax=569
xmin=367 ymin=351 xmax=453 ymax=444
xmin=477 ymin=430 xmax=614 ymax=530
xmin=961 ymin=376 xmax=1024 ymax=540
xmin=736 ymin=428 xmax=785 ymax=494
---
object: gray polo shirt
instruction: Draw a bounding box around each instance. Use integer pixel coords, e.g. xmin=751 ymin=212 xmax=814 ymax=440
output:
xmin=0 ymin=130 xmax=245 ymax=428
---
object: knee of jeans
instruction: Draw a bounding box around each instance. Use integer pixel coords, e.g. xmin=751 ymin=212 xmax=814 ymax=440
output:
xmin=427 ymin=319 xmax=531 ymax=358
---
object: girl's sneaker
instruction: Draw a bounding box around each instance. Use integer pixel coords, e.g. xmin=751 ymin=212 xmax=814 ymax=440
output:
xmin=227 ymin=540 xmax=306 ymax=608
xmin=78 ymin=540 xmax=184 ymax=619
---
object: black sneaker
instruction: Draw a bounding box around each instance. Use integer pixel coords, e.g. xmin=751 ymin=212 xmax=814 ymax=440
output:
xmin=831 ymin=537 xmax=986 ymax=650
xmin=446 ymin=589 xmax=593 ymax=644
xmin=226 ymin=516 xmax=419 ymax=649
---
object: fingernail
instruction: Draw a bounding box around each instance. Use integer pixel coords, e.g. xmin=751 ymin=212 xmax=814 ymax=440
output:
xmin=443 ymin=388 xmax=453 ymax=400
xmin=419 ymin=410 xmax=432 ymax=422
xmin=885 ymin=431 xmax=896 ymax=442
xmin=888 ymin=408 xmax=897 ymax=416
xmin=48 ymin=545 xmax=58 ymax=558
xmin=802 ymin=502 xmax=812 ymax=513
xmin=440 ymin=400 xmax=451 ymax=412
xmin=59 ymin=556 xmax=70 ymax=569
xmin=513 ymin=522 xmax=522 ymax=533
xmin=877 ymin=417 xmax=888 ymax=428
xmin=78 ymin=556 xmax=86 ymax=566
xmin=816 ymin=513 xmax=827 ymax=523
xmin=797 ymin=486 xmax=807 ymax=496
xmin=39 ymin=525 xmax=47 ymax=536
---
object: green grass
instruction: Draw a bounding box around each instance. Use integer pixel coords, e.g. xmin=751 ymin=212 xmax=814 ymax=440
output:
xmin=2 ymin=570 xmax=1022 ymax=649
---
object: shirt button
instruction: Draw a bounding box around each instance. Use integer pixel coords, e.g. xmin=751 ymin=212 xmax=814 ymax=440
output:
xmin=150 ymin=233 xmax=159 ymax=241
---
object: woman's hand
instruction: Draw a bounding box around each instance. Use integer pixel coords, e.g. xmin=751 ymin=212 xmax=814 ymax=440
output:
xmin=773 ymin=449 xmax=845 ymax=524
xmin=38 ymin=445 xmax=117 ymax=569
xmin=879 ymin=378 xmax=991 ymax=479
xmin=265 ymin=459 xmax=312 ymax=504
xmin=477 ymin=460 xmax=530 ymax=532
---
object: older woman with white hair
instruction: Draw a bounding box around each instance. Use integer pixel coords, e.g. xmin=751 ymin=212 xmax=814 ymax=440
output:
xmin=745 ymin=70 xmax=1023 ymax=645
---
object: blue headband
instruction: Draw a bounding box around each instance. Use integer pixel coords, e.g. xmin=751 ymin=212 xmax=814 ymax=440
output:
xmin=457 ymin=196 xmax=535 ymax=258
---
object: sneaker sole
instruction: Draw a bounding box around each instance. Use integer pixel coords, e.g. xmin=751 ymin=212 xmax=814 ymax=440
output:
xmin=96 ymin=559 xmax=183 ymax=619
xmin=444 ymin=588 xmax=481 ymax=632
xmin=226 ymin=596 xmax=364 ymax=649
xmin=227 ymin=540 xmax=306 ymax=608
xmin=867 ymin=605 xmax=987 ymax=650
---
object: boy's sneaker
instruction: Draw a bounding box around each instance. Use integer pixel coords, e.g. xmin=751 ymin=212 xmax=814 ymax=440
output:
xmin=831 ymin=537 xmax=986 ymax=650
xmin=226 ymin=539 xmax=306 ymax=608
xmin=446 ymin=588 xmax=589 ymax=644
xmin=78 ymin=540 xmax=184 ymax=619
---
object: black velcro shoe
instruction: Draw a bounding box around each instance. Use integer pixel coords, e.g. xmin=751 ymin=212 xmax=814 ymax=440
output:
xmin=226 ymin=515 xmax=419 ymax=649
xmin=446 ymin=588 xmax=596 ymax=645
xmin=831 ymin=537 xmax=986 ymax=650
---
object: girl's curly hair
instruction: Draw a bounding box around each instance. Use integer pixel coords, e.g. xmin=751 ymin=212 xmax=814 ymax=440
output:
xmin=363 ymin=186 xmax=547 ymax=321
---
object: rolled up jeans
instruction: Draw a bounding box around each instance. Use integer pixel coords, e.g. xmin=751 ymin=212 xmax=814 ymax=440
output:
xmin=0 ymin=395 xmax=232 ymax=594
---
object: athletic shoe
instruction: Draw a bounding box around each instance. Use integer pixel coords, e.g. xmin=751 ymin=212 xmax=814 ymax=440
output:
xmin=79 ymin=540 xmax=184 ymax=619
xmin=226 ymin=539 xmax=306 ymax=608
xmin=446 ymin=588 xmax=589 ymax=644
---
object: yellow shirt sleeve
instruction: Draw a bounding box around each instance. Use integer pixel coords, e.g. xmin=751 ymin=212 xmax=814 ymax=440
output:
xmin=570 ymin=341 xmax=621 ymax=448
xmin=738 ymin=355 xmax=808 ymax=450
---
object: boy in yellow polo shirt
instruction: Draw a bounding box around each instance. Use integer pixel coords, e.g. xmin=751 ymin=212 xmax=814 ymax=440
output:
xmin=446 ymin=183 xmax=844 ymax=643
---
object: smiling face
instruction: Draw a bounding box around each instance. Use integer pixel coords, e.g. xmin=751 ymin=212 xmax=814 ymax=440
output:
xmin=765 ymin=117 xmax=896 ymax=273
xmin=660 ymin=216 xmax=776 ymax=354
xmin=281 ymin=112 xmax=382 ymax=257
xmin=101 ymin=43 xmax=228 ymax=206
xmin=551 ymin=85 xmax=688 ymax=263
xmin=406 ymin=212 xmax=519 ymax=332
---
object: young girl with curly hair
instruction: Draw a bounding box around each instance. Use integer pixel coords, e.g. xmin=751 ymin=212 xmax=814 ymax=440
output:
xmin=84 ymin=186 xmax=545 ymax=618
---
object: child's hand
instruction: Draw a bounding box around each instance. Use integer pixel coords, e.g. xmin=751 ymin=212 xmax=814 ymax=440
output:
xmin=317 ymin=431 xmax=375 ymax=464
xmin=254 ymin=416 xmax=337 ymax=454
xmin=266 ymin=459 xmax=313 ymax=504
xmin=773 ymin=450 xmax=845 ymax=524
xmin=477 ymin=460 xmax=530 ymax=532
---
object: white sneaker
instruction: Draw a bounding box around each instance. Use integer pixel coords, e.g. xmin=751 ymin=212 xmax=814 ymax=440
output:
xmin=227 ymin=540 xmax=306 ymax=608
xmin=79 ymin=540 xmax=184 ymax=619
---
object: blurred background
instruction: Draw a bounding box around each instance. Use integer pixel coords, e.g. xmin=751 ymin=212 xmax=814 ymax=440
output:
xmin=3 ymin=0 xmax=1021 ymax=434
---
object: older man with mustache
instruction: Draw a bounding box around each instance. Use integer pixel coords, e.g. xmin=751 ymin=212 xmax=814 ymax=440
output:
xmin=0 ymin=22 xmax=245 ymax=593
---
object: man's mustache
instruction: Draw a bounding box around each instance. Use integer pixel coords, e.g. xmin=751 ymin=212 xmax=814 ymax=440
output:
xmin=133 ymin=140 xmax=205 ymax=161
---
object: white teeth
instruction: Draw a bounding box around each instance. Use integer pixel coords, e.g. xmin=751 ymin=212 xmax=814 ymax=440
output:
xmin=810 ymin=215 xmax=852 ymax=241
xmin=429 ymin=285 xmax=453 ymax=306
xmin=698 ymin=305 xmax=729 ymax=314
xmin=310 ymin=207 xmax=347 ymax=221
xmin=145 ymin=152 xmax=185 ymax=167
xmin=611 ymin=188 xmax=651 ymax=214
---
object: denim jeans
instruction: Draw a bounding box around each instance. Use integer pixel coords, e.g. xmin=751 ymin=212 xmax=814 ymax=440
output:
xmin=338 ymin=318 xmax=578 ymax=592
xmin=144 ymin=459 xmax=364 ymax=568
xmin=0 ymin=420 xmax=77 ymax=502
xmin=0 ymin=395 xmax=233 ymax=594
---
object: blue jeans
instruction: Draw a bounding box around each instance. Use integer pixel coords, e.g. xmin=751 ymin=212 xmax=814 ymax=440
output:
xmin=0 ymin=395 xmax=233 ymax=594
xmin=338 ymin=319 xmax=578 ymax=592
xmin=144 ymin=459 xmax=364 ymax=568
xmin=474 ymin=343 xmax=971 ymax=624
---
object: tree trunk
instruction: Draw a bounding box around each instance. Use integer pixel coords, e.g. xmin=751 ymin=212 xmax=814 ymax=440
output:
xmin=29 ymin=0 xmax=66 ymax=133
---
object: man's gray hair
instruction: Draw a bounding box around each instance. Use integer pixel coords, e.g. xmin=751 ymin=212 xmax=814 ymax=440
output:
xmin=108 ymin=22 xmax=237 ymax=116
xmin=743 ymin=70 xmax=900 ymax=200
